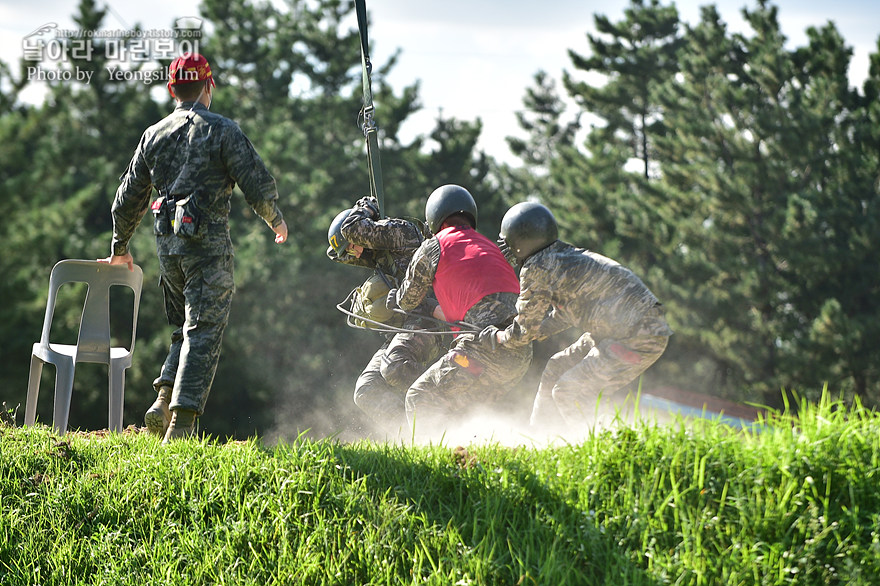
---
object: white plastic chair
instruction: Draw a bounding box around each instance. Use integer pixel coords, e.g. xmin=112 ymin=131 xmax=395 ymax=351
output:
xmin=24 ymin=259 xmax=143 ymax=434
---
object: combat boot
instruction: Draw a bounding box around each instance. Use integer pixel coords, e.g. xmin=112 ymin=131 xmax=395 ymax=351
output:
xmin=162 ymin=409 xmax=197 ymax=445
xmin=144 ymin=385 xmax=172 ymax=436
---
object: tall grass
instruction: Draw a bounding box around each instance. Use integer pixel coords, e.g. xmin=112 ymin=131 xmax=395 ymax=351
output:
xmin=2 ymin=390 xmax=879 ymax=585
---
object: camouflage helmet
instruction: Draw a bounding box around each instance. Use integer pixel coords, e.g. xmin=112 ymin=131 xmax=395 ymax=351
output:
xmin=499 ymin=201 xmax=558 ymax=261
xmin=328 ymin=209 xmax=351 ymax=256
xmin=425 ymin=184 xmax=477 ymax=234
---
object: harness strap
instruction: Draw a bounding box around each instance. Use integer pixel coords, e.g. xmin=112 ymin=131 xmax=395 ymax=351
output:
xmin=355 ymin=0 xmax=386 ymax=218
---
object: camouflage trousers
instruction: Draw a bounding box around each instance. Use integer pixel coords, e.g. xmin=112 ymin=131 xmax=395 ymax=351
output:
xmin=354 ymin=329 xmax=447 ymax=435
xmin=153 ymin=254 xmax=234 ymax=415
xmin=530 ymin=304 xmax=671 ymax=429
xmin=405 ymin=334 xmax=532 ymax=435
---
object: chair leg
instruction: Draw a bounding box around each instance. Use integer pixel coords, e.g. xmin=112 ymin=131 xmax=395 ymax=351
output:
xmin=25 ymin=354 xmax=44 ymax=426
xmin=52 ymin=362 xmax=76 ymax=435
xmin=108 ymin=363 xmax=126 ymax=433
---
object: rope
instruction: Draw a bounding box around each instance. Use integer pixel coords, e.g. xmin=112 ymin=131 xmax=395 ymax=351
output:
xmin=335 ymin=288 xmax=479 ymax=335
xmin=354 ymin=0 xmax=386 ymax=218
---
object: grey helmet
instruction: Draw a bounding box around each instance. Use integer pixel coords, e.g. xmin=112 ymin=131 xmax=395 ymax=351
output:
xmin=425 ymin=184 xmax=477 ymax=234
xmin=328 ymin=209 xmax=351 ymax=256
xmin=498 ymin=202 xmax=558 ymax=262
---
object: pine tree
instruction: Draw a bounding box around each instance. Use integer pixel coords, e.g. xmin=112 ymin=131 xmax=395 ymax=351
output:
xmin=654 ymin=1 xmax=880 ymax=403
xmin=549 ymin=0 xmax=683 ymax=269
xmin=565 ymin=0 xmax=683 ymax=179
xmin=502 ymin=70 xmax=579 ymax=220
xmin=779 ymin=25 xmax=880 ymax=401
xmin=508 ymin=70 xmax=579 ymax=172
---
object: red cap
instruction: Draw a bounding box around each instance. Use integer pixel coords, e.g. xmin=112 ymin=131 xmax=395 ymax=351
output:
xmin=167 ymin=53 xmax=215 ymax=96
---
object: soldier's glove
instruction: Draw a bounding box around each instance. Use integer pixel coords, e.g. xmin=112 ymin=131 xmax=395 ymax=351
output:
xmin=455 ymin=332 xmax=477 ymax=346
xmin=385 ymin=288 xmax=400 ymax=312
xmin=478 ymin=325 xmax=500 ymax=351
xmin=496 ymin=236 xmax=518 ymax=267
xmin=355 ymin=196 xmax=380 ymax=220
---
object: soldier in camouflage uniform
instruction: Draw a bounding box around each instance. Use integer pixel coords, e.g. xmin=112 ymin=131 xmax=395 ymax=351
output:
xmin=487 ymin=202 xmax=672 ymax=430
xmin=99 ymin=53 xmax=288 ymax=443
xmin=386 ymin=185 xmax=532 ymax=436
xmin=327 ymin=196 xmax=446 ymax=435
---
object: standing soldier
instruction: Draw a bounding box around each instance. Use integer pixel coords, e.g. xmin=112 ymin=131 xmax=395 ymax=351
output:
xmin=99 ymin=53 xmax=288 ymax=443
xmin=328 ymin=196 xmax=445 ymax=435
xmin=486 ymin=201 xmax=672 ymax=431
xmin=386 ymin=185 xmax=532 ymax=436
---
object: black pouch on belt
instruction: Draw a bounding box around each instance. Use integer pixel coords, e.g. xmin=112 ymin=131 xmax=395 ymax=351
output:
xmin=151 ymin=196 xmax=172 ymax=235
xmin=172 ymin=194 xmax=202 ymax=239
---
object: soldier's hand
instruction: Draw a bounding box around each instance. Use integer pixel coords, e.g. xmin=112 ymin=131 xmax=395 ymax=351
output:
xmin=273 ymin=220 xmax=289 ymax=244
xmin=496 ymin=236 xmax=518 ymax=267
xmin=385 ymin=288 xmax=399 ymax=312
xmin=478 ymin=325 xmax=500 ymax=350
xmin=355 ymin=196 xmax=380 ymax=219
xmin=455 ymin=332 xmax=477 ymax=346
xmin=98 ymin=253 xmax=134 ymax=271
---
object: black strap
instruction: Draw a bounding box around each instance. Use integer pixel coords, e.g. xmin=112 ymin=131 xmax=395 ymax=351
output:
xmin=158 ymin=107 xmax=197 ymax=202
xmin=355 ymin=0 xmax=386 ymax=218
xmin=373 ymin=265 xmax=396 ymax=290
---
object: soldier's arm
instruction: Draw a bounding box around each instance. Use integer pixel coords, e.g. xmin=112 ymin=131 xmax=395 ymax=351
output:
xmin=396 ymin=238 xmax=439 ymax=311
xmin=110 ymin=137 xmax=153 ymax=257
xmin=343 ymin=214 xmax=423 ymax=252
xmin=499 ymin=267 xmax=555 ymax=347
xmin=537 ymin=307 xmax=571 ymax=338
xmin=222 ymin=123 xmax=285 ymax=231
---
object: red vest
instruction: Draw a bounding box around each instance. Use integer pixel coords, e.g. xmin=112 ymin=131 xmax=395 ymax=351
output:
xmin=433 ymin=226 xmax=520 ymax=322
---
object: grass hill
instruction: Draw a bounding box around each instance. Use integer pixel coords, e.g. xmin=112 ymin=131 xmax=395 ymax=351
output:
xmin=2 ymin=392 xmax=879 ymax=585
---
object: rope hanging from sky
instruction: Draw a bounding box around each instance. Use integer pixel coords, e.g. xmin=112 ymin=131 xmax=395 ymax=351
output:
xmin=355 ymin=0 xmax=386 ymax=218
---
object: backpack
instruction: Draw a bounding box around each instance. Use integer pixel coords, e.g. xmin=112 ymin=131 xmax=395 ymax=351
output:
xmin=349 ymin=272 xmax=404 ymax=330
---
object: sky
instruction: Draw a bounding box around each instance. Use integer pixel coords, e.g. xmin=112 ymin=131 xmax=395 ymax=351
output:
xmin=1 ymin=0 xmax=877 ymax=163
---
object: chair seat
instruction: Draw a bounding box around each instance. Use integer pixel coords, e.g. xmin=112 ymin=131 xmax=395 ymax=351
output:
xmin=34 ymin=342 xmax=134 ymax=364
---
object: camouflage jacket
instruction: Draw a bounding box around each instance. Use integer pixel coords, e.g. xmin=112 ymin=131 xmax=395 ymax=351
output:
xmin=111 ymin=101 xmax=284 ymax=257
xmin=397 ymin=236 xmax=518 ymax=330
xmin=326 ymin=198 xmax=427 ymax=284
xmin=502 ymin=240 xmax=661 ymax=346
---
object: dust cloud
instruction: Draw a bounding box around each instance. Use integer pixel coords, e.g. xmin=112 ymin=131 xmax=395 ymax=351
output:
xmin=269 ymin=389 xmax=678 ymax=448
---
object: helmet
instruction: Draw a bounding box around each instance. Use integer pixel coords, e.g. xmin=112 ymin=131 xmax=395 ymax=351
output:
xmin=499 ymin=202 xmax=558 ymax=262
xmin=328 ymin=209 xmax=351 ymax=256
xmin=425 ymin=184 xmax=477 ymax=234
